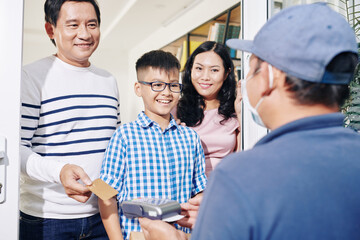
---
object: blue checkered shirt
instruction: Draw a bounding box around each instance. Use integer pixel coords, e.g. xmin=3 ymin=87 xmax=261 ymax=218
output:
xmin=100 ymin=111 xmax=207 ymax=240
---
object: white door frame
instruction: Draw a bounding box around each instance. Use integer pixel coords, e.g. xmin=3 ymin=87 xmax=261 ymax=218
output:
xmin=0 ymin=0 xmax=23 ymax=238
xmin=241 ymin=0 xmax=269 ymax=150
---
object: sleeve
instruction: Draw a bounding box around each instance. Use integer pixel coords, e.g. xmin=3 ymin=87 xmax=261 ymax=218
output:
xmin=20 ymin=69 xmax=66 ymax=183
xmin=116 ymin=100 xmax=121 ymax=127
xmin=191 ymin=167 xmax=256 ymax=240
xmin=100 ymin=127 xmax=127 ymax=197
xmin=231 ymin=116 xmax=240 ymax=132
xmin=191 ymin=133 xmax=207 ymax=196
xmin=114 ymin=77 xmax=121 ymax=128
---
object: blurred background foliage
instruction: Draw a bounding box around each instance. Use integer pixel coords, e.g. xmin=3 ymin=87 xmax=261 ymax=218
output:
xmin=336 ymin=0 xmax=360 ymax=132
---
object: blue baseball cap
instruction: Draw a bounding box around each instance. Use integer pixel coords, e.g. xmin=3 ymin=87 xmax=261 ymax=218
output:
xmin=226 ymin=3 xmax=358 ymax=84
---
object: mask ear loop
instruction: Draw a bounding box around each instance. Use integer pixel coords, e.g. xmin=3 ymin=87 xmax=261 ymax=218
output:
xmin=253 ymin=64 xmax=274 ymax=110
xmin=268 ymin=64 xmax=274 ymax=88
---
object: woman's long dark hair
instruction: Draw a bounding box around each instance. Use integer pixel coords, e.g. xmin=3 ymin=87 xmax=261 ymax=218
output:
xmin=177 ymin=41 xmax=237 ymax=127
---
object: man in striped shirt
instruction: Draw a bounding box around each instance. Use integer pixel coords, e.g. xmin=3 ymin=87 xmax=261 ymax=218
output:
xmin=20 ymin=0 xmax=120 ymax=239
xmin=98 ymin=50 xmax=207 ymax=240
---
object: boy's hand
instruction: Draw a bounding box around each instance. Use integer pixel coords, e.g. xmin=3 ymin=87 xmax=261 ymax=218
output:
xmin=60 ymin=164 xmax=92 ymax=203
xmin=177 ymin=193 xmax=203 ymax=229
xmin=139 ymin=218 xmax=187 ymax=240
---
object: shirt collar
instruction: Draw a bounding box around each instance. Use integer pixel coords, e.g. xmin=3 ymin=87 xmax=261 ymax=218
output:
xmin=136 ymin=111 xmax=180 ymax=132
xmin=255 ymin=113 xmax=345 ymax=147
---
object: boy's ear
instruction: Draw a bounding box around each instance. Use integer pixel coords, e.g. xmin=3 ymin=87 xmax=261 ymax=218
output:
xmin=134 ymin=82 xmax=142 ymax=97
xmin=45 ymin=22 xmax=55 ymax=39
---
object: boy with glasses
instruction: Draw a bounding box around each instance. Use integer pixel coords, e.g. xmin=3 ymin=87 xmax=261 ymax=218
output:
xmin=98 ymin=50 xmax=207 ymax=240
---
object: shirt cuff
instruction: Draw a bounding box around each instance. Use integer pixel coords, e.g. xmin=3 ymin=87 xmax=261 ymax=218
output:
xmin=26 ymin=153 xmax=67 ymax=183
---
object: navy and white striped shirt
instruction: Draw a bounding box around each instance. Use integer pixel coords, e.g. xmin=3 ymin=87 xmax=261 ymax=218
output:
xmin=100 ymin=111 xmax=207 ymax=239
xmin=20 ymin=56 xmax=120 ymax=218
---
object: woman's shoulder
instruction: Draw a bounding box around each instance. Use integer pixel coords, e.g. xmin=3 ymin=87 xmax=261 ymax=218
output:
xmin=197 ymin=109 xmax=239 ymax=132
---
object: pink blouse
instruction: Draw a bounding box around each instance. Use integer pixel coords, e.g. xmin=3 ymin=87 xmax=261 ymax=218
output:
xmin=191 ymin=108 xmax=239 ymax=177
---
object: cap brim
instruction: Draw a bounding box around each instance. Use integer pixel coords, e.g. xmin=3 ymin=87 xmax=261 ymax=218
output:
xmin=226 ymin=39 xmax=254 ymax=53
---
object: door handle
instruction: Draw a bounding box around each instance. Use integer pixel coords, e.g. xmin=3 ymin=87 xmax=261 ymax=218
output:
xmin=0 ymin=136 xmax=6 ymax=203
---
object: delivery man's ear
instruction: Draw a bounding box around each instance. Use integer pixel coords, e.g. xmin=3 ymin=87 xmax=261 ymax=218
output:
xmin=258 ymin=62 xmax=286 ymax=97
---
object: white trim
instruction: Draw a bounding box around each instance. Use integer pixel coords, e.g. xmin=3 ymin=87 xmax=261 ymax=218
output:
xmin=242 ymin=0 xmax=268 ymax=150
xmin=0 ymin=0 xmax=22 ymax=238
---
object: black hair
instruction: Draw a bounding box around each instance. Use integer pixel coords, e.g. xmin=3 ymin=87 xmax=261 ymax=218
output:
xmin=44 ymin=0 xmax=101 ymax=46
xmin=135 ymin=50 xmax=180 ymax=75
xmin=177 ymin=41 xmax=237 ymax=127
xmin=284 ymin=52 xmax=358 ymax=108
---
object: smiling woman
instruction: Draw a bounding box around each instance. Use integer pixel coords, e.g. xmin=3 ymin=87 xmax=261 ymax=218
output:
xmin=176 ymin=41 xmax=241 ymax=177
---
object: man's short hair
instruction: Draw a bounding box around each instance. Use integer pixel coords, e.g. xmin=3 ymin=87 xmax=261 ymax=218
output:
xmin=253 ymin=53 xmax=358 ymax=108
xmin=284 ymin=52 xmax=358 ymax=108
xmin=135 ymin=50 xmax=180 ymax=75
xmin=44 ymin=0 xmax=101 ymax=46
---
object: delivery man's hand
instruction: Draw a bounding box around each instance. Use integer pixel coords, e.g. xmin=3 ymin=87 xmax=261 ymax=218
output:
xmin=139 ymin=218 xmax=187 ymax=240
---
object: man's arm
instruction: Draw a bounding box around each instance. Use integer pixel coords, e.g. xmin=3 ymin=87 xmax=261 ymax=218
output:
xmin=20 ymin=69 xmax=92 ymax=202
xmin=21 ymin=144 xmax=93 ymax=202
xmin=20 ymin=69 xmax=63 ymax=183
xmin=20 ymin=145 xmax=66 ymax=182
xmin=99 ymin=197 xmax=123 ymax=240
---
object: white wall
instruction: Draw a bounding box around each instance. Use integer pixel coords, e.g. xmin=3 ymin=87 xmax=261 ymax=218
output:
xmin=0 ymin=0 xmax=22 ymax=238
xmin=92 ymin=48 xmax=129 ymax=125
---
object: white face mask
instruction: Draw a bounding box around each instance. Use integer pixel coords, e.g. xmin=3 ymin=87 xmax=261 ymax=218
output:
xmin=241 ymin=64 xmax=273 ymax=127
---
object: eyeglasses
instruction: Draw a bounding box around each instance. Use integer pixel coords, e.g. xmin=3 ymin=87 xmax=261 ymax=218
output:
xmin=138 ymin=81 xmax=183 ymax=93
